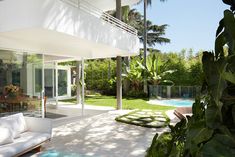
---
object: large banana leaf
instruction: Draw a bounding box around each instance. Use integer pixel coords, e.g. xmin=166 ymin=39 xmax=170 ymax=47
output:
xmin=224 ymin=10 xmax=235 ymax=54
xmin=202 ymin=134 xmax=235 ymax=157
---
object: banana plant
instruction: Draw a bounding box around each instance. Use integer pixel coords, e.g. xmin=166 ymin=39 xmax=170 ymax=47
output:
xmin=145 ymin=53 xmax=175 ymax=85
xmin=122 ymin=58 xmax=144 ymax=91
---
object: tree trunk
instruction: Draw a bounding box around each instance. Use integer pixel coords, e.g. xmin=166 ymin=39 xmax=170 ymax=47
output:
xmin=108 ymin=59 xmax=111 ymax=80
xmin=143 ymin=0 xmax=148 ymax=94
xmin=123 ymin=57 xmax=130 ymax=95
xmin=144 ymin=0 xmax=148 ymax=94
xmin=116 ymin=0 xmax=122 ymax=110
xmin=144 ymin=0 xmax=147 ymax=65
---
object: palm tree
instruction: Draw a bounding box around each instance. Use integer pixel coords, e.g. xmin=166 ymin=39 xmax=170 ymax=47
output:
xmin=127 ymin=9 xmax=170 ymax=47
xmin=140 ymin=0 xmax=167 ymax=63
xmin=138 ymin=0 xmax=168 ymax=94
xmin=109 ymin=8 xmax=170 ymax=47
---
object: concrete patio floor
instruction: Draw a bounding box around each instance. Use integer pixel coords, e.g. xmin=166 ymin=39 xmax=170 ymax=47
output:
xmin=25 ymin=104 xmax=177 ymax=157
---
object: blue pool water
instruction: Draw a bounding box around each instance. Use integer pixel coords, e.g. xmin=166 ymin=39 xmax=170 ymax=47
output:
xmin=40 ymin=150 xmax=94 ymax=157
xmin=152 ymin=99 xmax=194 ymax=107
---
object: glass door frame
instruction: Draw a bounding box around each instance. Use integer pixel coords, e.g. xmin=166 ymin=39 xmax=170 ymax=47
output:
xmin=43 ymin=62 xmax=71 ymax=100
xmin=57 ymin=65 xmax=71 ymax=99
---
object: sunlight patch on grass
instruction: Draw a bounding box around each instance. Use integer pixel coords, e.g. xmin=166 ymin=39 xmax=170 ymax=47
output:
xmin=61 ymin=95 xmax=175 ymax=111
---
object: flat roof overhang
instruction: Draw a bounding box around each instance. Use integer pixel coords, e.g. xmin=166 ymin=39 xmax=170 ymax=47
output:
xmin=0 ymin=28 xmax=139 ymax=60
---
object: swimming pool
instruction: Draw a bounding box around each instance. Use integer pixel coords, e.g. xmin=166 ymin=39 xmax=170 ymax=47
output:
xmin=148 ymin=99 xmax=194 ymax=107
xmin=40 ymin=150 xmax=95 ymax=157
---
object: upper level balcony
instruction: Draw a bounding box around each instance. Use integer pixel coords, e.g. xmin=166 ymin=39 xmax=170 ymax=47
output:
xmin=0 ymin=0 xmax=140 ymax=59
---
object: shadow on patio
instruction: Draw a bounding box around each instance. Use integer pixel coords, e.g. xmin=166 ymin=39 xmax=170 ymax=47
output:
xmin=39 ymin=109 xmax=169 ymax=157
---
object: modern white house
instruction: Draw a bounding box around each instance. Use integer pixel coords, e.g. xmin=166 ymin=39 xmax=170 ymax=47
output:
xmin=0 ymin=0 xmax=140 ymax=118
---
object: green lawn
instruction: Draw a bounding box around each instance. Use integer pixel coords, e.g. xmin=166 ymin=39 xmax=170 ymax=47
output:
xmin=116 ymin=110 xmax=170 ymax=128
xmin=61 ymin=95 xmax=175 ymax=111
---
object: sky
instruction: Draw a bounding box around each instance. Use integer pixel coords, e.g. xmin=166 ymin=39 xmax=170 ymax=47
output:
xmin=133 ymin=0 xmax=229 ymax=53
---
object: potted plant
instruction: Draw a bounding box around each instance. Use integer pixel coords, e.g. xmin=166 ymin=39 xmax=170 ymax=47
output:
xmin=4 ymin=84 xmax=20 ymax=98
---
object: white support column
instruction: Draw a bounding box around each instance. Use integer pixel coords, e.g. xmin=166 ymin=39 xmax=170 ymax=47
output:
xmin=81 ymin=58 xmax=85 ymax=116
xmin=41 ymin=54 xmax=45 ymax=118
xmin=116 ymin=0 xmax=122 ymax=110
xmin=52 ymin=67 xmax=55 ymax=98
xmin=67 ymin=67 xmax=72 ymax=98
xmin=76 ymin=61 xmax=81 ymax=104
xmin=55 ymin=62 xmax=58 ymax=109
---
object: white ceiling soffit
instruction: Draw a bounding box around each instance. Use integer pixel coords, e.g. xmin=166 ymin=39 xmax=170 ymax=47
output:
xmin=86 ymin=0 xmax=141 ymax=11
xmin=0 ymin=28 xmax=138 ymax=60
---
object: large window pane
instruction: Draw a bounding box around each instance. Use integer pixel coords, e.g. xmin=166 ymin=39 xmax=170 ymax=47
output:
xmin=58 ymin=70 xmax=67 ymax=96
xmin=0 ymin=50 xmax=43 ymax=117
xmin=45 ymin=69 xmax=54 ymax=98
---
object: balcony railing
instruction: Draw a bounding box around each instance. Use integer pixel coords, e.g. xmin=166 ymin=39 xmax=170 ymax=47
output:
xmin=61 ymin=0 xmax=138 ymax=35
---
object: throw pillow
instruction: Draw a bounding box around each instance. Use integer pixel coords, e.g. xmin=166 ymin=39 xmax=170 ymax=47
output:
xmin=0 ymin=119 xmax=21 ymax=138
xmin=2 ymin=113 xmax=27 ymax=133
xmin=0 ymin=127 xmax=14 ymax=145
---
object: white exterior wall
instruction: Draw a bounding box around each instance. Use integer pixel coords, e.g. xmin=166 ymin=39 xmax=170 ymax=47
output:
xmin=0 ymin=0 xmax=139 ymax=59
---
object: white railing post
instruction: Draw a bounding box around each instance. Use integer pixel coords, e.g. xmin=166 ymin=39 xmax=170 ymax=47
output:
xmin=55 ymin=62 xmax=58 ymax=109
xmin=41 ymin=54 xmax=45 ymax=118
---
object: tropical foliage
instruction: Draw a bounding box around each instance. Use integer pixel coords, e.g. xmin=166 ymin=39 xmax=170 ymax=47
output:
xmin=146 ymin=1 xmax=235 ymax=156
xmin=123 ymin=58 xmax=143 ymax=92
xmin=85 ymin=59 xmax=116 ymax=95
xmin=84 ymin=49 xmax=203 ymax=96
xmin=145 ymin=53 xmax=175 ymax=85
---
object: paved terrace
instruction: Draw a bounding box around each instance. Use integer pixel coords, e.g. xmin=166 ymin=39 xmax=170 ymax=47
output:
xmin=25 ymin=103 xmax=177 ymax=157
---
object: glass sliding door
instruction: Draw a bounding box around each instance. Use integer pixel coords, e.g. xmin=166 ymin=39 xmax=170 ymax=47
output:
xmin=44 ymin=69 xmax=54 ymax=98
xmin=0 ymin=50 xmax=44 ymax=117
xmin=44 ymin=62 xmax=56 ymax=99
xmin=43 ymin=62 xmax=71 ymax=100
xmin=58 ymin=69 xmax=68 ymax=97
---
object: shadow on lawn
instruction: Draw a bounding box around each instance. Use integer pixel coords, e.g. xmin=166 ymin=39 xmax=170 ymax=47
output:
xmin=123 ymin=97 xmax=149 ymax=101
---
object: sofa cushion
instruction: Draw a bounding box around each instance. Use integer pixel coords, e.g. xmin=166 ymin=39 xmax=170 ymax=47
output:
xmin=0 ymin=119 xmax=21 ymax=139
xmin=1 ymin=113 xmax=27 ymax=133
xmin=0 ymin=132 xmax=50 ymax=157
xmin=0 ymin=127 xmax=14 ymax=146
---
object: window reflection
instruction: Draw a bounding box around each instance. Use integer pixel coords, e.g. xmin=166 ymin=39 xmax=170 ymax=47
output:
xmin=0 ymin=50 xmax=43 ymax=117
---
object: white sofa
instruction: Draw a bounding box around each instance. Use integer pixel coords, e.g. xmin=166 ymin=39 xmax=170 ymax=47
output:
xmin=0 ymin=113 xmax=52 ymax=157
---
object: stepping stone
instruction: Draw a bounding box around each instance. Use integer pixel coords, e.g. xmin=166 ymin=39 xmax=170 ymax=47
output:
xmin=143 ymin=109 xmax=151 ymax=111
xmin=141 ymin=118 xmax=153 ymax=122
xmin=155 ymin=117 xmax=167 ymax=122
xmin=132 ymin=120 xmax=142 ymax=124
xmin=126 ymin=115 xmax=138 ymax=119
xmin=137 ymin=112 xmax=147 ymax=114
xmin=119 ymin=117 xmax=130 ymax=121
xmin=148 ymin=121 xmax=166 ymax=127
xmin=154 ymin=112 xmax=162 ymax=115
xmin=132 ymin=113 xmax=147 ymax=116
xmin=132 ymin=114 xmax=142 ymax=117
